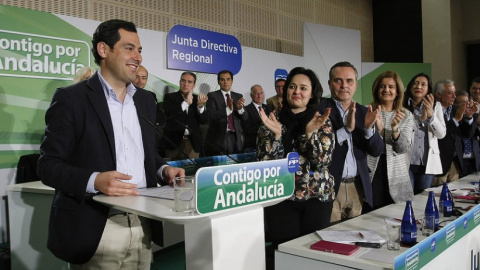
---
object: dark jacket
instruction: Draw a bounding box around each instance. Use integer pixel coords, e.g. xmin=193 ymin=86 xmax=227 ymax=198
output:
xmin=161 ymin=91 xmax=207 ymax=153
xmin=241 ymin=102 xmax=269 ymax=151
xmin=318 ymin=98 xmax=383 ymax=207
xmin=205 ymin=90 xmax=247 ymax=155
xmin=37 ymin=72 xmax=165 ymax=264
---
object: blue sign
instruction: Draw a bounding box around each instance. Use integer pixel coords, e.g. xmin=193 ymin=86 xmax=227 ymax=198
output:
xmin=167 ymin=25 xmax=242 ymax=74
xmin=287 ymin=152 xmax=299 ymax=173
xmin=275 ymin=68 xmax=288 ymax=83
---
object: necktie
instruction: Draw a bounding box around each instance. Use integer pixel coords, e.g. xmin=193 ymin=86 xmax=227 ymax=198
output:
xmin=258 ymin=105 xmax=262 ymax=113
xmin=464 ymin=138 xmax=472 ymax=155
xmin=226 ymin=94 xmax=235 ymax=131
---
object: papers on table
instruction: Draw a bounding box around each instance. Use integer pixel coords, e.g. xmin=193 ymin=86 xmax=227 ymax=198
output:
xmin=137 ymin=186 xmax=174 ymax=200
xmin=316 ymin=230 xmax=385 ymax=244
xmin=423 ymin=186 xmax=470 ymax=197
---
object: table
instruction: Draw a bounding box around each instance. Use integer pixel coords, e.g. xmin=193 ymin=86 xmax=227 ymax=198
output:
xmin=94 ymin=193 xmax=286 ymax=270
xmin=8 ymin=154 xmax=293 ymax=270
xmin=7 ymin=181 xmax=68 ymax=270
xmin=275 ymin=173 xmax=480 ymax=270
xmin=6 ymin=182 xmax=182 ymax=270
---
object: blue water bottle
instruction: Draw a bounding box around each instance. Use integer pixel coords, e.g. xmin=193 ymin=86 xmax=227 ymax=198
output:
xmin=400 ymin=200 xmax=417 ymax=246
xmin=433 ymin=195 xmax=440 ymax=231
xmin=439 ymin=182 xmax=453 ymax=217
xmin=425 ymin=191 xmax=440 ymax=231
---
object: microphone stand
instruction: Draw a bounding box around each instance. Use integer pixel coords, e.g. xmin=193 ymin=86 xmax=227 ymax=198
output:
xmin=139 ymin=114 xmax=201 ymax=170
xmin=173 ymin=118 xmax=241 ymax=163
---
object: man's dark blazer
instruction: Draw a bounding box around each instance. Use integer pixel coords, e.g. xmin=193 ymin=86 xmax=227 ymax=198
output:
xmin=160 ymin=91 xmax=207 ymax=153
xmin=437 ymin=106 xmax=475 ymax=176
xmin=318 ymin=98 xmax=383 ymax=207
xmin=454 ymin=112 xmax=480 ymax=174
xmin=437 ymin=106 xmax=460 ymax=176
xmin=241 ymin=102 xmax=269 ymax=151
xmin=37 ymin=72 xmax=166 ymax=264
xmin=205 ymin=90 xmax=246 ymax=155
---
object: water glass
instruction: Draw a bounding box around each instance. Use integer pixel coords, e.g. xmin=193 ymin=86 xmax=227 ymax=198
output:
xmin=386 ymin=225 xmax=400 ymax=251
xmin=421 ymin=214 xmax=435 ymax=236
xmin=174 ymin=176 xmax=195 ymax=212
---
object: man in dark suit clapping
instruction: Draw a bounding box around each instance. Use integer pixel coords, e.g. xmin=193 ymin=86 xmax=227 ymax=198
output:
xmin=318 ymin=61 xmax=382 ymax=223
xmin=242 ymin=84 xmax=269 ymax=153
xmin=205 ymin=70 xmax=246 ymax=156
xmin=161 ymin=72 xmax=208 ymax=160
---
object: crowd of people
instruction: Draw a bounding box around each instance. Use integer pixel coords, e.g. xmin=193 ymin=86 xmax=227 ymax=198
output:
xmin=139 ymin=60 xmax=480 ymax=269
xmin=38 ymin=18 xmax=480 ymax=269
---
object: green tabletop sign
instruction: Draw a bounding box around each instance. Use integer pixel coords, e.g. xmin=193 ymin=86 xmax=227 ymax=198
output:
xmin=195 ymin=152 xmax=298 ymax=214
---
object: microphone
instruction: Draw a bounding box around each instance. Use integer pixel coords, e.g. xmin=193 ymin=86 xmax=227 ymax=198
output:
xmin=173 ymin=118 xmax=240 ymax=164
xmin=139 ymin=114 xmax=201 ymax=169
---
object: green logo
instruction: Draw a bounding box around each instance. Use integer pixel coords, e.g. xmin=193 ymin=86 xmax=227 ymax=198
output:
xmin=0 ymin=30 xmax=91 ymax=80
xmin=195 ymin=157 xmax=295 ymax=214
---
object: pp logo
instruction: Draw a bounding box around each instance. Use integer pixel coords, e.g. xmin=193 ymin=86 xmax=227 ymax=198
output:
xmin=287 ymin=152 xmax=299 ymax=173
xmin=430 ymin=238 xmax=436 ymax=252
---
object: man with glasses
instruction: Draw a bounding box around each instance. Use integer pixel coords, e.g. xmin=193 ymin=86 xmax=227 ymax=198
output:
xmin=266 ymin=78 xmax=286 ymax=113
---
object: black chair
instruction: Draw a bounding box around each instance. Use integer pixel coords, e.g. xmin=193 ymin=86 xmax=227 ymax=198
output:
xmin=15 ymin=153 xmax=40 ymax=184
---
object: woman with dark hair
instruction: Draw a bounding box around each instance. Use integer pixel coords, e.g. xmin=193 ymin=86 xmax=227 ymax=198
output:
xmin=365 ymin=71 xmax=414 ymax=212
xmin=403 ymin=73 xmax=446 ymax=194
xmin=256 ymin=67 xmax=335 ymax=269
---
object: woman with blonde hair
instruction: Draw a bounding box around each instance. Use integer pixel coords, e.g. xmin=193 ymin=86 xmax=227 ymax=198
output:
xmin=365 ymin=71 xmax=414 ymax=212
xmin=72 ymin=66 xmax=95 ymax=84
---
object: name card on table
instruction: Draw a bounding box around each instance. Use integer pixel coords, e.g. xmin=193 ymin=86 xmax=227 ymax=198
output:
xmin=194 ymin=152 xmax=298 ymax=214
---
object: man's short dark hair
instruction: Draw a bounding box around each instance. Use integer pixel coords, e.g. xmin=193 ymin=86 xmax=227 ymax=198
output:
xmin=328 ymin=61 xmax=358 ymax=81
xmin=91 ymin=19 xmax=137 ymax=65
xmin=275 ymin=78 xmax=286 ymax=86
xmin=471 ymin=76 xmax=480 ymax=87
xmin=181 ymin=71 xmax=197 ymax=83
xmin=217 ymin=70 xmax=233 ymax=82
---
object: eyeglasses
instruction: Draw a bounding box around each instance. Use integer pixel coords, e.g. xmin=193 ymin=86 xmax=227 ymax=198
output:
xmin=413 ymin=81 xmax=427 ymax=88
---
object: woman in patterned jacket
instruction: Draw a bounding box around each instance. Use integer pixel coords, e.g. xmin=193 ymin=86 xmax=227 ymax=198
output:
xmin=257 ymin=67 xmax=335 ymax=269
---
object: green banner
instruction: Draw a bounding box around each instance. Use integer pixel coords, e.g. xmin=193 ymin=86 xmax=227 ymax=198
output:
xmin=195 ymin=152 xmax=298 ymax=214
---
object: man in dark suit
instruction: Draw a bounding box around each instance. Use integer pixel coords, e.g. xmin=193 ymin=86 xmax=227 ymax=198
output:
xmin=205 ymin=70 xmax=246 ymax=156
xmin=241 ymin=84 xmax=269 ymax=152
xmin=433 ymin=81 xmax=477 ymax=185
xmin=161 ymin=72 xmax=208 ymax=160
xmin=37 ymin=19 xmax=184 ymax=268
xmin=266 ymin=78 xmax=285 ymax=113
xmin=432 ymin=79 xmax=460 ymax=185
xmin=453 ymin=92 xmax=480 ymax=177
xmin=133 ymin=65 xmax=166 ymax=155
xmin=318 ymin=61 xmax=382 ymax=223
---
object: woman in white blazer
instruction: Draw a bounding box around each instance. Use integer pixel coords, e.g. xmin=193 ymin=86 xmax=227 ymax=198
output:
xmin=403 ymin=73 xmax=446 ymax=194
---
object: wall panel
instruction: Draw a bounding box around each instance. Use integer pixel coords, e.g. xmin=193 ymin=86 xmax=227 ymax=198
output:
xmin=1 ymin=0 xmax=373 ymax=60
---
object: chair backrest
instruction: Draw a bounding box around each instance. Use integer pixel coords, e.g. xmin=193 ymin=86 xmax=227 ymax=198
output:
xmin=16 ymin=153 xmax=41 ymax=184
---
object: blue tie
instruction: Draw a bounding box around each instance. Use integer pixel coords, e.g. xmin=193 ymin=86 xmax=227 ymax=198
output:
xmin=464 ymin=138 xmax=472 ymax=155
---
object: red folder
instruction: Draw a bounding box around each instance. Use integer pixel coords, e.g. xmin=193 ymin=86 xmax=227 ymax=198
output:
xmin=310 ymin=240 xmax=359 ymax=255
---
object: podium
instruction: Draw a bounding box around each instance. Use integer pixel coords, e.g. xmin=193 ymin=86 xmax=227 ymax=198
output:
xmin=7 ymin=153 xmax=297 ymax=269
xmin=94 ymin=194 xmax=286 ymax=269
xmin=95 ymin=153 xmax=298 ymax=270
